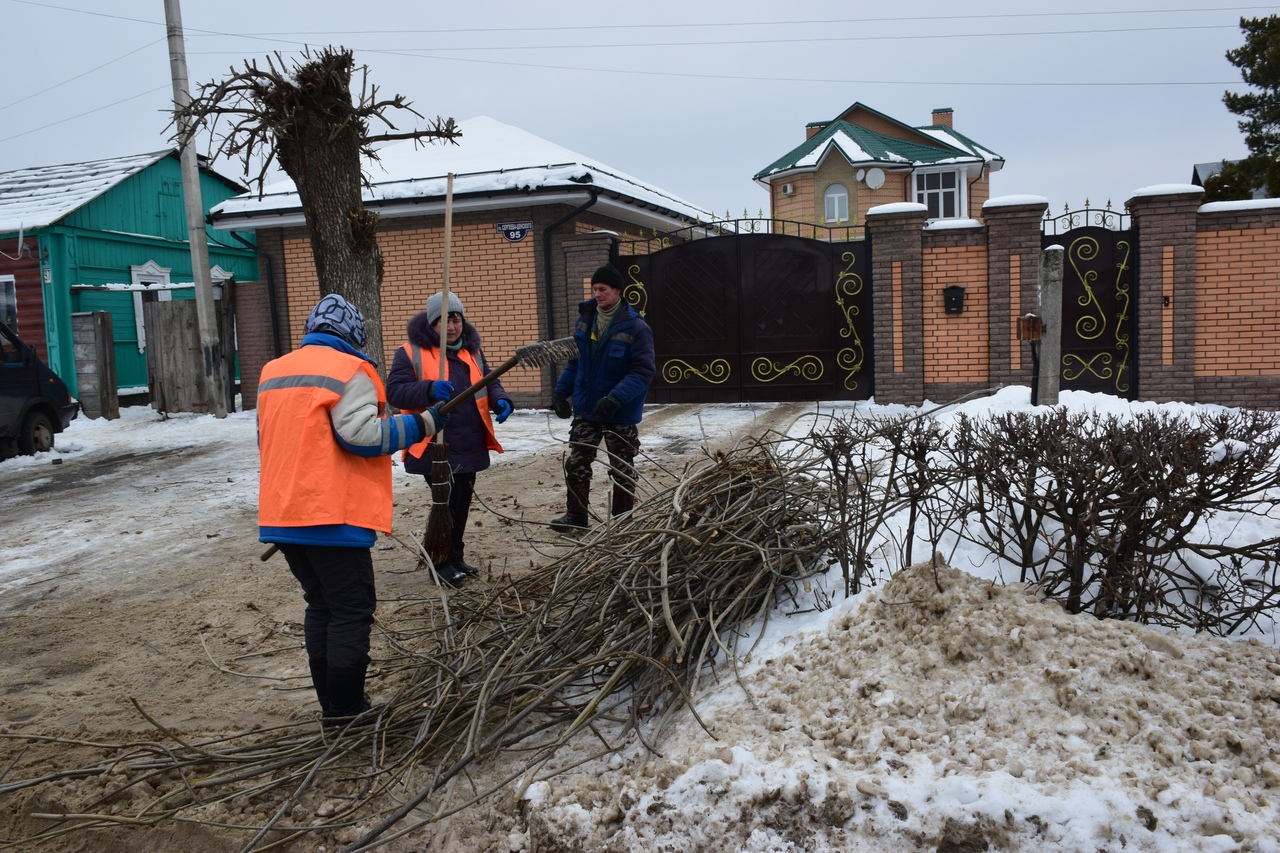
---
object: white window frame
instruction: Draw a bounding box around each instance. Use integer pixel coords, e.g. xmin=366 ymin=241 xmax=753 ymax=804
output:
xmin=131 ymin=261 xmax=173 ymax=354
xmin=914 ymin=168 xmax=964 ymax=220
xmin=0 ymin=274 xmax=15 ymax=331
xmin=824 ymin=184 xmax=849 ymax=223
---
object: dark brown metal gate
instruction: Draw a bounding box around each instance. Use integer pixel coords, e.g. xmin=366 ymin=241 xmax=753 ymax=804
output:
xmin=619 ymin=231 xmax=873 ymax=404
xmin=1043 ymin=208 xmax=1136 ymax=398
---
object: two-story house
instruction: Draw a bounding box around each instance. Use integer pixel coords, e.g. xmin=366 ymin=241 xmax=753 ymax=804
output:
xmin=755 ymin=102 xmax=1004 ymax=227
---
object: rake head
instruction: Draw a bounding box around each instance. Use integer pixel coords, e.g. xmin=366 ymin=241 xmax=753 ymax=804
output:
xmin=514 ymin=336 xmax=577 ymax=368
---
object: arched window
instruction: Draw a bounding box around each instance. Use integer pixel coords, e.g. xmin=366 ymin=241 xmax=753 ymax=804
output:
xmin=824 ymin=184 xmax=849 ymax=223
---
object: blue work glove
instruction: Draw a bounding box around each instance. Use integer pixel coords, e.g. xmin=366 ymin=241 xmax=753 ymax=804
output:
xmin=493 ymin=399 xmax=513 ymax=424
xmin=430 ymin=380 xmax=454 ymax=402
xmin=593 ymin=393 xmax=622 ymax=420
xmin=424 ymin=402 xmax=450 ymax=433
xmin=552 ymin=392 xmax=573 ymax=420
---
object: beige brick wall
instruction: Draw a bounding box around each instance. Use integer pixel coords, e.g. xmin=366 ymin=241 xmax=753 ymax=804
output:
xmin=922 ymin=243 xmax=990 ymax=384
xmin=1195 ymin=226 xmax=1280 ymax=376
xmin=771 ymin=179 xmax=815 ymax=223
xmin=968 ymin=175 xmax=992 ymax=219
xmin=814 ymin=158 xmax=861 ymax=225
xmin=768 ymin=167 xmax=998 ymax=227
xmin=277 ymin=212 xmax=544 ymax=396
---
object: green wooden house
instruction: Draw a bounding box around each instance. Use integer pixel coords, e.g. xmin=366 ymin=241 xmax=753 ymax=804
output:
xmin=0 ymin=150 xmax=258 ymax=397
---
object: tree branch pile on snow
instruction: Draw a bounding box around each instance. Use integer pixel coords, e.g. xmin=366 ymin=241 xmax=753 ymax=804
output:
xmin=0 ymin=431 xmax=837 ymax=851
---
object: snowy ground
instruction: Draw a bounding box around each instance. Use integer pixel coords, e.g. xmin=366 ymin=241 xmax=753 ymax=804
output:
xmin=1 ymin=388 xmax=1279 ymax=852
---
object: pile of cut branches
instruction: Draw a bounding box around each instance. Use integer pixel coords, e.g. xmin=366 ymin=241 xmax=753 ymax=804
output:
xmin=0 ymin=431 xmax=837 ymax=852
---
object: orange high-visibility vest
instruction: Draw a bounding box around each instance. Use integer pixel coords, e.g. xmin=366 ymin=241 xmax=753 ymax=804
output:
xmin=400 ymin=343 xmax=502 ymax=461
xmin=257 ymin=345 xmax=395 ymax=533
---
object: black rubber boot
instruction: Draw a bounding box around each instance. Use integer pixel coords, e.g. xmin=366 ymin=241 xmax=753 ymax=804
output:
xmin=446 ymin=551 xmax=479 ymax=576
xmin=550 ymin=480 xmax=590 ymax=532
xmin=433 ymin=559 xmax=468 ymax=588
xmin=308 ymin=657 xmax=331 ymax=716
xmin=611 ymin=483 xmax=635 ymax=517
xmin=323 ymin=667 xmax=372 ymax=725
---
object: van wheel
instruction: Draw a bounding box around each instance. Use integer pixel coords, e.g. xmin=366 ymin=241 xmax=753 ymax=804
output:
xmin=17 ymin=411 xmax=54 ymax=455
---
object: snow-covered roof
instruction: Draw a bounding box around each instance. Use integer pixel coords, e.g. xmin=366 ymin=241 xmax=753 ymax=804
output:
xmin=0 ymin=150 xmax=171 ymax=234
xmin=754 ymin=103 xmax=1004 ymax=186
xmin=210 ymin=116 xmax=715 ymax=231
xmin=918 ymin=125 xmax=1003 ymax=164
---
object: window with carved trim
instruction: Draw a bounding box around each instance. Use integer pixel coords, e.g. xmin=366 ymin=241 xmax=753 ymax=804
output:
xmin=0 ymin=275 xmax=15 ymax=331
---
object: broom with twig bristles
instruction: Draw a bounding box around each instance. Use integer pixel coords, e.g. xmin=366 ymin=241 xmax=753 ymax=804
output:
xmin=420 ymin=334 xmax=577 ymax=565
xmin=423 ymin=173 xmax=457 ymax=569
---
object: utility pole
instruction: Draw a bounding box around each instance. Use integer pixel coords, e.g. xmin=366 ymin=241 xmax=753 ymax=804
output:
xmin=163 ymin=0 xmax=228 ymax=417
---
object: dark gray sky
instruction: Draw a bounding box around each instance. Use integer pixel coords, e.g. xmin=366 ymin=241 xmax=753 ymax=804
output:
xmin=1 ymin=0 xmax=1265 ymax=220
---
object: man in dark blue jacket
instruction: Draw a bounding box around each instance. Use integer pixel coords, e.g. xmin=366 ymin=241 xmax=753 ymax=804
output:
xmin=550 ymin=263 xmax=656 ymax=531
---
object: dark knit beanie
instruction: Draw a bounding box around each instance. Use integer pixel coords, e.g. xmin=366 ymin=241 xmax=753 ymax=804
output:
xmin=591 ymin=264 xmax=624 ymax=291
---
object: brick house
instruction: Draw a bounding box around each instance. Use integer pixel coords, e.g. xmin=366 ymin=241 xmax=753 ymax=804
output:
xmin=755 ymin=102 xmax=1004 ymax=227
xmin=212 ymin=116 xmax=714 ymax=409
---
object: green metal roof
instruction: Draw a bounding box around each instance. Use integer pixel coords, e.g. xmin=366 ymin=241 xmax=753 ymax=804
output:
xmin=755 ymin=115 xmax=1000 ymax=181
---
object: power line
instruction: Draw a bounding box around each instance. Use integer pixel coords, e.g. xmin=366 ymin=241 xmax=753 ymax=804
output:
xmin=360 ymin=48 xmax=1241 ymax=88
xmin=344 ymin=23 xmax=1240 ymax=53
xmin=0 ymin=0 xmax=1252 ymax=154
xmin=0 ymin=86 xmax=169 ymax=144
xmin=8 ymin=0 xmax=1274 ymax=44
xmin=7 ymin=0 xmax=154 ymax=26
xmin=0 ymin=38 xmax=166 ymax=113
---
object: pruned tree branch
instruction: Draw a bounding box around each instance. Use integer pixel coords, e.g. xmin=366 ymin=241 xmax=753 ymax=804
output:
xmin=169 ymin=46 xmax=462 ymax=371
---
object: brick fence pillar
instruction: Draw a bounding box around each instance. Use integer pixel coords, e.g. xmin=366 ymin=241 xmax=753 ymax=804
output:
xmin=867 ymin=203 xmax=929 ymax=405
xmin=233 ymin=280 xmax=272 ymax=410
xmin=982 ymin=197 xmax=1049 ymax=390
xmin=1126 ymin=185 xmax=1203 ymax=403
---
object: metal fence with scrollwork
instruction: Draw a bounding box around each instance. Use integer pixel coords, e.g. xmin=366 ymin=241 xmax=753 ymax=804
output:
xmin=618 ymin=217 xmax=865 ymax=257
xmin=617 ymin=221 xmax=872 ymax=404
xmin=1042 ymin=204 xmax=1136 ymax=398
xmin=1041 ymin=201 xmax=1130 ymax=235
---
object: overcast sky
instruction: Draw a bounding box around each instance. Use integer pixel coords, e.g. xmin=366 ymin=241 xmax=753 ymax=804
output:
xmin=1 ymin=1 xmax=1266 ymax=222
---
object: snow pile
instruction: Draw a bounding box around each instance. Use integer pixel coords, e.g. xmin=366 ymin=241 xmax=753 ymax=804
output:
xmin=522 ymin=561 xmax=1280 ymax=852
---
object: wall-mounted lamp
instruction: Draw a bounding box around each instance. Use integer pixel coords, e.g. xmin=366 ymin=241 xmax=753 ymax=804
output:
xmin=943 ymin=285 xmax=966 ymax=314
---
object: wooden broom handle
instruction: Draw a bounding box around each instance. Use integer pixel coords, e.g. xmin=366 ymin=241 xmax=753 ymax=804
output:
xmin=436 ymin=355 xmax=519 ymax=417
xmin=436 ymin=174 xmax=454 ymax=437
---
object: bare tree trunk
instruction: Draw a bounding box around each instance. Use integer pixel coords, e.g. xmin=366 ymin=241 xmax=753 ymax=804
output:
xmin=273 ymin=53 xmax=386 ymax=372
xmin=178 ymin=46 xmax=459 ymax=373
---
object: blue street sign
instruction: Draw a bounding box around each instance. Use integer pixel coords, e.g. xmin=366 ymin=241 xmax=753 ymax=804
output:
xmin=496 ymin=221 xmax=533 ymax=242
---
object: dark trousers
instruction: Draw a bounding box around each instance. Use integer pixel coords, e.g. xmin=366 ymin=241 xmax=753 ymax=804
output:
xmin=279 ymin=544 xmax=376 ymax=716
xmin=565 ymin=418 xmax=640 ymax=491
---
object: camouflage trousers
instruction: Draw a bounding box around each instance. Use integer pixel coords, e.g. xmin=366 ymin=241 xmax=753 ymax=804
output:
xmin=564 ymin=418 xmax=640 ymax=491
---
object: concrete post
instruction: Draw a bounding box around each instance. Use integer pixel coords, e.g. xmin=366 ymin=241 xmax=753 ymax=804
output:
xmin=164 ymin=0 xmax=228 ymax=417
xmin=1037 ymin=246 xmax=1063 ymax=406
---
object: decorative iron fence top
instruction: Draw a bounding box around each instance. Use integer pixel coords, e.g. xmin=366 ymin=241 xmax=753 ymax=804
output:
xmin=1042 ymin=202 xmax=1130 ymax=235
xmin=618 ymin=217 xmax=866 ymax=254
